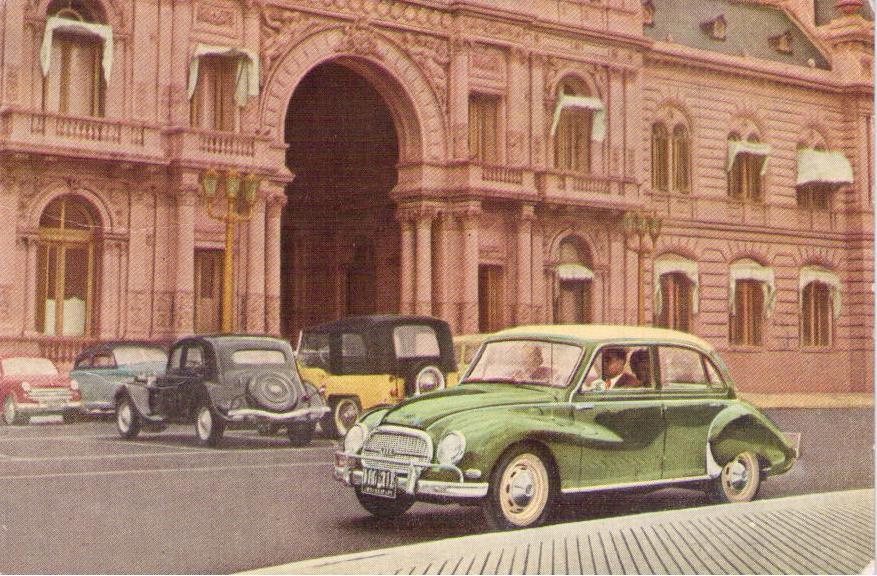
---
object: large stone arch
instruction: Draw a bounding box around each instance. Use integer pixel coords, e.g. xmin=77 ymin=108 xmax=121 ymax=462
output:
xmin=260 ymin=24 xmax=448 ymax=165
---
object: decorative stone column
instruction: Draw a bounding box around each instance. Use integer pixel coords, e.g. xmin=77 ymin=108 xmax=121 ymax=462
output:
xmin=516 ymin=205 xmax=535 ymax=325
xmin=449 ymin=35 xmax=471 ymax=160
xmin=531 ymin=220 xmax=546 ymax=324
xmin=264 ymin=191 xmax=286 ymax=336
xmin=245 ymin=197 xmax=266 ymax=333
xmin=398 ymin=212 xmax=416 ymax=315
xmin=0 ymin=175 xmax=20 ymax=335
xmin=415 ymin=209 xmax=435 ymax=315
xmin=173 ymin=187 xmax=197 ymax=336
xmin=23 ymin=236 xmax=40 ymax=336
xmin=460 ymin=202 xmax=481 ymax=334
xmin=100 ymin=239 xmax=121 ymax=339
xmin=433 ymin=209 xmax=455 ymax=327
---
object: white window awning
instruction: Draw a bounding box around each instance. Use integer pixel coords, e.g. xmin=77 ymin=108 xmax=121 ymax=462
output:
xmin=187 ymin=43 xmax=260 ymax=107
xmin=550 ymin=94 xmax=606 ymax=142
xmin=800 ymin=266 xmax=842 ymax=319
xmin=796 ymin=148 xmax=854 ymax=186
xmin=727 ymin=140 xmax=772 ymax=175
xmin=556 ymin=263 xmax=595 ymax=282
xmin=729 ymin=259 xmax=776 ymax=317
xmin=40 ymin=16 xmax=114 ymax=82
xmin=653 ymin=255 xmax=700 ymax=316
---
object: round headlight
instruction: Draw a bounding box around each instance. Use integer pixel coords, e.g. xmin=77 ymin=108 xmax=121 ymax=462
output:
xmin=436 ymin=431 xmax=466 ymax=466
xmin=344 ymin=423 xmax=368 ymax=454
xmin=69 ymin=379 xmax=79 ymax=391
xmin=416 ymin=366 xmax=445 ymax=394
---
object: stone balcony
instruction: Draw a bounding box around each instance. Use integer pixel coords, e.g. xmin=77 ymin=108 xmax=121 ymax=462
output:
xmin=0 ymin=108 xmax=164 ymax=163
xmin=536 ymin=169 xmax=641 ymax=210
xmin=164 ymin=127 xmax=280 ymax=171
xmin=649 ymin=192 xmax=853 ymax=233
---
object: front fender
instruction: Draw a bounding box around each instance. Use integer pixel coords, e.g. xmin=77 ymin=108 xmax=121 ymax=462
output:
xmin=709 ymin=403 xmax=796 ymax=476
xmin=117 ymin=380 xmax=152 ymax=417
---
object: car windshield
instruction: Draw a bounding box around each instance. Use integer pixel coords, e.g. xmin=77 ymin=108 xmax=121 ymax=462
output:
xmin=463 ymin=340 xmax=583 ymax=388
xmin=2 ymin=357 xmax=58 ymax=376
xmin=114 ymin=346 xmax=167 ymax=367
xmin=297 ymin=333 xmax=331 ymax=370
xmin=231 ymin=349 xmax=287 ymax=365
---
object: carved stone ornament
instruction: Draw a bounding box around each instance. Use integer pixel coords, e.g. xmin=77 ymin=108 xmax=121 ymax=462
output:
xmin=399 ymin=32 xmax=450 ymax=112
xmin=260 ymin=8 xmax=319 ymax=75
xmin=196 ymin=2 xmax=235 ymax=27
xmin=336 ymin=19 xmax=381 ymax=59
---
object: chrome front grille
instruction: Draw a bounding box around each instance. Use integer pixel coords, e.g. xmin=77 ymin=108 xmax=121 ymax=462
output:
xmin=28 ymin=388 xmax=72 ymax=403
xmin=361 ymin=427 xmax=432 ymax=473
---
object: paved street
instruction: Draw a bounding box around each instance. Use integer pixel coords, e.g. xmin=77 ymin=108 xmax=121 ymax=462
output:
xmin=0 ymin=408 xmax=871 ymax=574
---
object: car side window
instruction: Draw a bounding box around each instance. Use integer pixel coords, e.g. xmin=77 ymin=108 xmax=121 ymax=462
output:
xmin=703 ymin=357 xmax=727 ymax=389
xmin=658 ymin=346 xmax=710 ymax=390
xmin=92 ymin=352 xmax=115 ymax=368
xmin=393 ymin=325 xmax=440 ymax=359
xmin=580 ymin=345 xmax=654 ymax=392
xmin=169 ymin=346 xmax=185 ymax=372
xmin=341 ymin=333 xmax=368 ymax=374
xmin=74 ymin=355 xmax=92 ymax=370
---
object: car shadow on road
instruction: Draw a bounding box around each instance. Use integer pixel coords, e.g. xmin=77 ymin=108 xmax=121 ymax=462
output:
xmin=100 ymin=431 xmax=338 ymax=450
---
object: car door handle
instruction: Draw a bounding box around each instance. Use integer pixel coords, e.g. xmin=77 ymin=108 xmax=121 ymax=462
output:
xmin=709 ymin=402 xmax=722 ymax=408
xmin=573 ymin=402 xmax=594 ymax=411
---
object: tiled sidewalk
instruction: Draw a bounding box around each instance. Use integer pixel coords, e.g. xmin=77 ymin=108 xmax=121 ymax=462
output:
xmin=249 ymin=489 xmax=874 ymax=575
xmin=740 ymin=392 xmax=873 ymax=409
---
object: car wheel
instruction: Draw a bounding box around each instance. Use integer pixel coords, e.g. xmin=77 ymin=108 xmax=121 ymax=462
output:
xmin=287 ymin=422 xmax=315 ymax=446
xmin=355 ymin=488 xmax=414 ymax=519
xmin=482 ymin=445 xmax=556 ymax=530
xmin=708 ymin=451 xmax=761 ymax=504
xmin=116 ymin=396 xmax=141 ymax=439
xmin=195 ymin=404 xmax=225 ymax=447
xmin=257 ymin=422 xmax=282 ymax=436
xmin=405 ymin=363 xmax=445 ymax=396
xmin=326 ymin=397 xmax=361 ymax=439
xmin=3 ymin=396 xmax=28 ymax=426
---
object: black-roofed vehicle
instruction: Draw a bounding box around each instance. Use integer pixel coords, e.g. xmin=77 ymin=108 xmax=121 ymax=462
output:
xmin=296 ymin=315 xmax=458 ymax=438
xmin=115 ymin=334 xmax=329 ymax=447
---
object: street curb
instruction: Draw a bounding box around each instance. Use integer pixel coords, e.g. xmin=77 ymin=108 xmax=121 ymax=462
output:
xmin=245 ymin=489 xmax=874 ymax=575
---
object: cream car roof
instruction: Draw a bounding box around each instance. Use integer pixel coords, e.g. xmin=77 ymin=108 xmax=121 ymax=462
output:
xmin=492 ymin=324 xmax=716 ymax=352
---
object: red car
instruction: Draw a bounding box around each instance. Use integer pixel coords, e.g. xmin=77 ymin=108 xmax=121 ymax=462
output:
xmin=0 ymin=357 xmax=82 ymax=425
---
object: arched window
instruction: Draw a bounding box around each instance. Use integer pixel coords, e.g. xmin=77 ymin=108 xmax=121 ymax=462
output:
xmin=796 ymin=141 xmax=853 ymax=211
xmin=671 ymin=125 xmax=691 ymax=192
xmin=654 ymin=254 xmax=699 ymax=332
xmin=799 ymin=266 xmax=840 ymax=348
xmin=553 ymin=81 xmax=592 ymax=173
xmin=728 ymin=133 xmax=769 ymax=202
xmin=728 ymin=258 xmax=775 ymax=346
xmin=42 ymin=0 xmax=109 ymax=117
xmin=651 ymin=123 xmax=669 ymax=192
xmin=553 ymin=237 xmax=593 ymax=324
xmin=36 ymin=195 xmax=99 ymax=336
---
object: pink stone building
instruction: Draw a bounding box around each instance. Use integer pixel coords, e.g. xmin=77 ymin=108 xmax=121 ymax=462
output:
xmin=0 ymin=0 xmax=872 ymax=392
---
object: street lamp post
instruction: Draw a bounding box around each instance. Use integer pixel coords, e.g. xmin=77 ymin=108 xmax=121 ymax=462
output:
xmin=623 ymin=210 xmax=663 ymax=326
xmin=200 ymin=169 xmax=260 ymax=333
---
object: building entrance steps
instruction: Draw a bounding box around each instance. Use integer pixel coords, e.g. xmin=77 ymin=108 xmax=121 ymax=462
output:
xmin=247 ymin=489 xmax=874 ymax=575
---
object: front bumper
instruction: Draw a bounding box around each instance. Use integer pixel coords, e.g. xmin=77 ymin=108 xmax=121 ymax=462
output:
xmin=334 ymin=451 xmax=489 ymax=499
xmin=225 ymin=405 xmax=330 ymax=423
xmin=18 ymin=400 xmax=82 ymax=414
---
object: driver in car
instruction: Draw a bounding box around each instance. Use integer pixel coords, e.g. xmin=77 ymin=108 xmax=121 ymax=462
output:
xmin=602 ymin=347 xmax=640 ymax=389
xmin=513 ymin=344 xmax=553 ymax=383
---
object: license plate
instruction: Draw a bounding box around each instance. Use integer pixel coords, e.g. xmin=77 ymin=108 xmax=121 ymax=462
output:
xmin=362 ymin=468 xmax=397 ymax=499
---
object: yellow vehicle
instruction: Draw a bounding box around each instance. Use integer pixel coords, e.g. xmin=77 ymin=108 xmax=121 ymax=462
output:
xmin=296 ymin=315 xmax=459 ymax=437
xmin=452 ymin=333 xmax=491 ymax=376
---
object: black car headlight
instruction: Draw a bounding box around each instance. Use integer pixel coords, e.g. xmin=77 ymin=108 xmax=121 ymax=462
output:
xmin=436 ymin=431 xmax=466 ymax=466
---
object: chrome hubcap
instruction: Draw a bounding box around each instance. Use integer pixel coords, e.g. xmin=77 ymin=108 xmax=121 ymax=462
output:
xmin=197 ymin=408 xmax=212 ymax=439
xmin=509 ymin=470 xmax=535 ymax=507
xmin=118 ymin=403 xmax=131 ymax=431
xmin=727 ymin=459 xmax=748 ymax=491
xmin=4 ymin=398 xmax=15 ymax=424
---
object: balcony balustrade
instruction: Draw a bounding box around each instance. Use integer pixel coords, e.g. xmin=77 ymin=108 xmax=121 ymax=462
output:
xmin=537 ymin=169 xmax=640 ymax=210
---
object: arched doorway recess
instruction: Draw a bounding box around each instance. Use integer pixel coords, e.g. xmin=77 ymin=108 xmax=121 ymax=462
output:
xmin=281 ymin=61 xmax=405 ymax=337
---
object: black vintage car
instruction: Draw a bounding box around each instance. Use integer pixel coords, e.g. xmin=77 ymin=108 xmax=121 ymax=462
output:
xmin=296 ymin=315 xmax=458 ymax=437
xmin=115 ymin=335 xmax=329 ymax=447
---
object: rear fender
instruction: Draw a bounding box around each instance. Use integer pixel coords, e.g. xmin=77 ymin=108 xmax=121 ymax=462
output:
xmin=708 ymin=404 xmax=795 ymax=476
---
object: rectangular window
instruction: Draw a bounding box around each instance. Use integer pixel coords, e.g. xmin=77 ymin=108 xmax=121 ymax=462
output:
xmin=581 ymin=346 xmax=654 ymax=391
xmin=802 ymin=283 xmax=832 ymax=347
xmin=190 ymin=56 xmax=237 ymax=131
xmin=393 ymin=325 xmax=440 ymax=359
xmin=45 ymin=33 xmax=104 ymax=117
xmin=797 ymin=185 xmax=832 ymax=210
xmin=657 ymin=273 xmax=691 ymax=332
xmin=729 ymin=154 xmax=763 ymax=201
xmin=468 ymin=94 xmax=500 ymax=164
xmin=555 ymin=108 xmax=591 ymax=172
xmin=478 ymin=265 xmax=504 ymax=333
xmin=231 ymin=350 xmax=287 ymax=365
xmin=730 ymin=280 xmax=764 ymax=346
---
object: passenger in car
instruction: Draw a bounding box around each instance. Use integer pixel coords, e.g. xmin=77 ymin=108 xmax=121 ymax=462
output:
xmin=602 ymin=347 xmax=640 ymax=389
xmin=629 ymin=349 xmax=652 ymax=387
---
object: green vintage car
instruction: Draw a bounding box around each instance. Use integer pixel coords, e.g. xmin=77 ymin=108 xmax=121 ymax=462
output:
xmin=334 ymin=325 xmax=796 ymax=530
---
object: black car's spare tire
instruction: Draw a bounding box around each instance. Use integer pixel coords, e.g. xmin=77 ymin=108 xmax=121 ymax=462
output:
xmin=247 ymin=372 xmax=300 ymax=412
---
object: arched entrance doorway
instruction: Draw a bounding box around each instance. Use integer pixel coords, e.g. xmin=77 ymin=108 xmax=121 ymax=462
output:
xmin=281 ymin=61 xmax=402 ymax=337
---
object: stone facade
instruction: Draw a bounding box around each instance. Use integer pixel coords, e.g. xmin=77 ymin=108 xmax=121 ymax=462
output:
xmin=0 ymin=0 xmax=872 ymax=392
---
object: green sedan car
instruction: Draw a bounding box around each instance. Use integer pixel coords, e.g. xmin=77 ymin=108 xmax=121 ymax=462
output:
xmin=334 ymin=325 xmax=796 ymax=530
